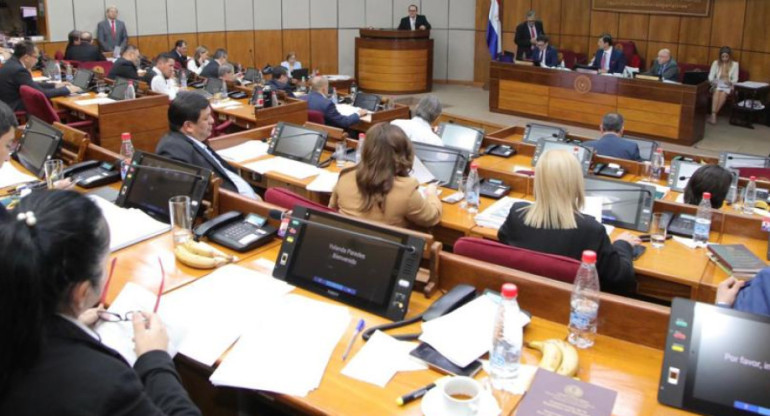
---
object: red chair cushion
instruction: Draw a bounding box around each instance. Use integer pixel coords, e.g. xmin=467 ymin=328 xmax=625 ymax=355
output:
xmin=453 ymin=237 xmax=581 ymax=284
xmin=265 ymin=187 xmax=336 ymax=213
xmin=307 ymin=110 xmax=325 ymax=125
xmin=19 ymin=85 xmax=61 ymax=124
xmin=615 ymin=40 xmax=643 ymax=70
xmin=737 ymin=168 xmax=770 ymax=182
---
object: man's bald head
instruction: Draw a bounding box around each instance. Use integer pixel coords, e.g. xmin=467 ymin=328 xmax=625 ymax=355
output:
xmin=310 ymin=76 xmax=329 ymax=93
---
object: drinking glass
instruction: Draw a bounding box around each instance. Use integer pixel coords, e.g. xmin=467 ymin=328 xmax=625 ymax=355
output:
xmin=334 ymin=142 xmax=347 ymax=168
xmin=169 ymin=195 xmax=192 ymax=246
xmin=650 ymin=213 xmax=667 ymax=248
xmin=44 ymin=159 xmax=63 ymax=189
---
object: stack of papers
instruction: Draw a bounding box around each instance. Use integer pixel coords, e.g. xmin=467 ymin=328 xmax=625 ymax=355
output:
xmin=474 ymin=197 xmax=528 ymax=229
xmin=210 ymin=294 xmax=350 ymax=396
xmin=341 ymin=331 xmax=427 ymax=387
xmin=89 ymin=195 xmax=171 ymax=252
xmin=736 ymin=81 xmax=770 ymax=89
xmin=75 ymin=97 xmax=116 ymax=106
xmin=306 ymin=170 xmax=339 ymax=193
xmin=216 ymin=140 xmax=269 ymax=163
xmin=243 ymin=156 xmax=321 ymax=180
xmin=336 ymin=103 xmax=372 ymax=122
xmin=211 ymin=100 xmax=242 ymax=110
xmin=327 ymin=75 xmax=351 ymax=81
xmin=0 ymin=163 xmax=37 ymax=188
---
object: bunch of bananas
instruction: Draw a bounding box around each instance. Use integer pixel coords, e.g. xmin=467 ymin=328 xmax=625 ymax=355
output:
xmin=174 ymin=239 xmax=237 ymax=269
xmin=527 ymin=339 xmax=579 ymax=377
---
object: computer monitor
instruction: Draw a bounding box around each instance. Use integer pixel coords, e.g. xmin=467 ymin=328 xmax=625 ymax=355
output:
xmin=243 ymin=67 xmax=261 ymax=83
xmin=14 ymin=116 xmax=63 ymax=178
xmin=353 ymin=92 xmax=381 ymax=112
xmin=532 ymin=138 xmax=593 ymax=175
xmin=108 ymin=77 xmax=130 ymax=100
xmin=411 ymin=141 xmax=468 ymax=189
xmin=43 ymin=60 xmax=59 ymax=79
xmin=436 ymin=123 xmax=484 ymax=157
xmin=267 ymin=122 xmax=328 ymax=166
xmin=719 ymin=152 xmax=770 ymax=169
xmin=115 ymin=151 xmax=211 ymax=223
xmin=523 ymin=123 xmax=567 ymax=144
xmin=273 ymin=206 xmax=425 ymax=321
xmin=682 ymin=71 xmax=709 ymax=86
xmin=584 ymin=176 xmax=656 ymax=232
xmin=668 ymin=160 xmax=705 ymax=192
xmin=205 ymin=77 xmax=224 ymax=95
xmin=291 ymin=68 xmax=309 ymax=81
xmin=622 ymin=136 xmax=659 ymax=162
xmin=659 ymin=298 xmax=770 ymax=416
xmin=71 ymin=68 xmax=94 ymax=90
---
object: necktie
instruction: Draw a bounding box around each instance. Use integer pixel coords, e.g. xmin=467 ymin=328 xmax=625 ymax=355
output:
xmin=601 ymin=52 xmax=608 ymax=70
xmin=659 ymin=64 xmax=666 ymax=76
xmin=111 ymin=20 xmax=116 ymax=39
xmin=529 ymin=24 xmax=536 ymax=39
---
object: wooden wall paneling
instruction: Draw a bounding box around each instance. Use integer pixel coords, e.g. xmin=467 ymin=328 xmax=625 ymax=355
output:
xmin=226 ymin=31 xmax=256 ymax=68
xmin=742 ymin=0 xmax=770 ymax=53
xmin=502 ymin=32 xmax=516 ymax=53
xmin=502 ymin=0 xmax=533 ymax=32
xmin=678 ymin=44 xmax=711 ymax=65
xmin=618 ymin=13 xmax=649 ymax=41
xmin=739 ymin=51 xmax=770 ymax=83
xmin=710 ymin=0 xmax=746 ymax=49
xmin=41 ymin=42 xmax=68 ymax=58
xmin=197 ymin=32 xmax=227 ymax=53
xmin=474 ymin=31 xmax=491 ymax=83
xmin=137 ymin=35 xmax=171 ymax=60
xmin=560 ymin=0 xmax=590 ymax=36
xmin=531 ymin=0 xmax=561 ymax=35
xmin=648 ymin=15 xmax=680 ymax=42
xmin=678 ymin=16 xmax=711 ymax=46
xmin=589 ymin=11 xmax=619 ymax=37
xmin=253 ymin=30 xmax=283 ymax=68
xmin=559 ymin=35 xmax=589 ymax=57
xmin=282 ymin=30 xmax=311 ymax=68
xmin=475 ymin=0 xmax=491 ymax=31
xmin=310 ymin=29 xmax=339 ymax=75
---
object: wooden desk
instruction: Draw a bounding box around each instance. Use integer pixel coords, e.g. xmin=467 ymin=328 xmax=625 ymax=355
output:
xmin=489 ymin=62 xmax=710 ymax=145
xmin=211 ymin=97 xmax=308 ymax=130
xmin=355 ymin=29 xmax=433 ymax=94
xmin=350 ymin=103 xmax=411 ymax=133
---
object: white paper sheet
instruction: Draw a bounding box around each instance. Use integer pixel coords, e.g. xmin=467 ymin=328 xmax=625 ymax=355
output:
xmin=410 ymin=156 xmax=436 ymax=184
xmin=243 ymin=156 xmax=321 ymax=180
xmin=32 ymin=76 xmax=50 ymax=82
xmin=306 ymin=170 xmax=339 ymax=193
xmin=474 ymin=197 xmax=529 ymax=229
xmin=75 ymin=97 xmax=116 ymax=106
xmin=336 ymin=103 xmax=372 ymax=123
xmin=209 ymin=294 xmax=350 ymax=396
xmin=0 ymin=163 xmax=37 ymax=188
xmin=211 ymin=99 xmax=242 ymax=109
xmin=89 ymin=195 xmax=171 ymax=252
xmin=216 ymin=140 xmax=269 ymax=163
xmin=341 ymin=331 xmax=427 ymax=387
xmin=581 ymin=196 xmax=603 ymax=223
xmin=673 ymin=236 xmax=699 ymax=249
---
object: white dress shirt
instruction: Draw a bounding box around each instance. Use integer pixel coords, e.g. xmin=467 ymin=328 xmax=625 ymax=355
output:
xmin=58 ymin=313 xmax=99 ymax=341
xmin=187 ymin=135 xmax=258 ymax=199
xmin=391 ymin=117 xmax=443 ymax=147
xmin=150 ymin=67 xmax=178 ymax=99
xmin=410 ymin=17 xmax=417 ymax=30
xmin=187 ymin=58 xmax=208 ymax=75
xmin=601 ymin=48 xmax=612 ymax=71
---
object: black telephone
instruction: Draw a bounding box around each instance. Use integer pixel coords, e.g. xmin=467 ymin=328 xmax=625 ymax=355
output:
xmin=484 ymin=144 xmax=516 ymax=158
xmin=193 ymin=211 xmax=277 ymax=252
xmin=593 ymin=162 xmax=626 ymax=178
xmin=62 ymin=160 xmax=121 ymax=188
xmin=659 ymin=211 xmax=697 ymax=238
xmin=480 ymin=178 xmax=511 ymax=199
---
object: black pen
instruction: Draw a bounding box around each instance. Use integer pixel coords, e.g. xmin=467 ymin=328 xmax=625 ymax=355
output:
xmin=396 ymin=376 xmax=450 ymax=406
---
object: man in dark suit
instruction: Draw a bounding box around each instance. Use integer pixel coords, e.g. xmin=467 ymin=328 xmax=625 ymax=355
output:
xmin=397 ymin=4 xmax=431 ymax=30
xmin=646 ymin=48 xmax=680 ymax=82
xmin=532 ymin=35 xmax=559 ymax=67
xmin=63 ymin=31 xmax=106 ymax=62
xmin=96 ymin=5 xmax=128 ymax=53
xmin=156 ymin=92 xmax=260 ymax=199
xmin=306 ymin=76 xmax=366 ymax=129
xmin=107 ymin=45 xmax=143 ymax=80
xmin=200 ymin=48 xmax=227 ymax=78
xmin=592 ymin=34 xmax=626 ymax=74
xmin=169 ymin=39 xmax=188 ymax=68
xmin=0 ymin=41 xmax=78 ymax=111
xmin=584 ymin=112 xmax=640 ymax=161
xmin=267 ymin=66 xmax=295 ymax=97
xmin=514 ymin=10 xmax=545 ymax=60
xmin=63 ymin=30 xmax=81 ymax=60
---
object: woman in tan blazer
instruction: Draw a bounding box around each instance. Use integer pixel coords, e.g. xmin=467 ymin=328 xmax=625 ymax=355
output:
xmin=330 ymin=123 xmax=442 ymax=228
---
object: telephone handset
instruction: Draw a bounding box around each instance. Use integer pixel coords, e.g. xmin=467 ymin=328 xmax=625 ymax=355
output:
xmin=658 ymin=211 xmax=696 ymax=237
xmin=193 ymin=210 xmax=277 ymax=252
xmin=62 ymin=160 xmax=121 ymax=188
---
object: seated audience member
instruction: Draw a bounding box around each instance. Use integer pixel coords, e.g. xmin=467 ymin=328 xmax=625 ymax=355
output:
xmin=708 ymin=46 xmax=739 ymax=125
xmin=583 ymin=112 xmax=640 ymax=161
xmin=280 ymin=52 xmax=301 ymax=77
xmin=391 ymin=95 xmax=443 ymax=146
xmin=683 ymin=164 xmax=733 ymax=208
xmin=0 ymin=41 xmax=79 ymax=111
xmin=156 ymin=92 xmax=259 ymax=200
xmin=0 ymin=190 xmax=202 ymax=415
xmin=717 ymin=272 xmax=770 ymax=317
xmin=267 ymin=66 xmax=295 ymax=97
xmin=107 ymin=45 xmax=142 ymax=80
xmin=150 ymin=53 xmax=178 ymax=98
xmin=200 ymin=48 xmax=227 ymax=79
xmin=217 ymin=63 xmax=243 ymax=85
xmin=63 ymin=30 xmax=81 ymax=60
xmin=591 ymin=34 xmax=625 ymax=74
xmin=498 ymin=149 xmax=640 ymax=295
xmin=532 ymin=35 xmax=559 ymax=67
xmin=187 ymin=46 xmax=209 ymax=76
xmin=646 ymin=48 xmax=679 ymax=82
xmin=330 ymin=123 xmax=442 ymax=228
xmin=169 ymin=40 xmax=187 ymax=68
xmin=65 ymin=31 xmax=106 ymax=62
xmin=306 ymin=76 xmax=366 ymax=129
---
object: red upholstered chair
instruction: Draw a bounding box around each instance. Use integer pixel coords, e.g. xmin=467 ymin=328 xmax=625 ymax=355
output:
xmin=453 ymin=237 xmax=581 ymax=284
xmin=54 ymin=50 xmax=64 ymax=60
xmin=737 ymin=168 xmax=770 ymax=182
xmin=614 ymin=40 xmax=643 ymax=69
xmin=19 ymin=86 xmax=95 ymax=137
xmin=307 ymin=110 xmax=325 ymax=125
xmin=207 ymin=105 xmax=233 ymax=139
xmin=264 ymin=187 xmax=337 ymax=213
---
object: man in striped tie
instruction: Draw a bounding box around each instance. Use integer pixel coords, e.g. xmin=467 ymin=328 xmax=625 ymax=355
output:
xmin=514 ymin=10 xmax=545 ymax=60
xmin=96 ymin=5 xmax=128 ymax=53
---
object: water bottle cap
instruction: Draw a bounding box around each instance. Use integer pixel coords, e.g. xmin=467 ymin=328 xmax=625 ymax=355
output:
xmin=470 ymin=162 xmax=479 ymax=169
xmin=750 ymin=176 xmax=757 ymax=181
xmin=703 ymin=192 xmax=711 ymax=199
xmin=656 ymin=148 xmax=663 ymax=153
xmin=121 ymin=132 xmax=131 ymax=141
xmin=358 ymin=133 xmax=365 ymax=140
xmin=501 ymin=283 xmax=518 ymax=299
xmin=581 ymin=250 xmax=597 ymax=264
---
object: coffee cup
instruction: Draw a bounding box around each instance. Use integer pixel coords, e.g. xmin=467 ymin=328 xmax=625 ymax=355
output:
xmin=441 ymin=376 xmax=481 ymax=416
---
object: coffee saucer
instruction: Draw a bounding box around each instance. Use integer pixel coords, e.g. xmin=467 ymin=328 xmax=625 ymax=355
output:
xmin=421 ymin=384 xmax=501 ymax=416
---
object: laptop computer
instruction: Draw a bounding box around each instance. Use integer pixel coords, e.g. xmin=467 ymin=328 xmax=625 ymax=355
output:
xmin=683 ymin=71 xmax=709 ymax=85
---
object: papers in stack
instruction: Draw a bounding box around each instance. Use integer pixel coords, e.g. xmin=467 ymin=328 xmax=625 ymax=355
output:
xmin=474 ymin=196 xmax=528 ymax=229
xmin=336 ymin=103 xmax=372 ymax=123
xmin=410 ymin=156 xmax=436 ymax=184
xmin=210 ymin=99 xmax=241 ymax=110
xmin=88 ymin=195 xmax=171 ymax=252
xmin=243 ymin=156 xmax=321 ymax=180
xmin=736 ymin=81 xmax=770 ymax=89
xmin=306 ymin=170 xmax=339 ymax=193
xmin=210 ymin=294 xmax=350 ymax=396
xmin=341 ymin=331 xmax=427 ymax=387
xmin=0 ymin=162 xmax=37 ymax=188
xmin=326 ymin=75 xmax=351 ymax=81
xmin=75 ymin=97 xmax=116 ymax=106
xmin=216 ymin=140 xmax=269 ymax=163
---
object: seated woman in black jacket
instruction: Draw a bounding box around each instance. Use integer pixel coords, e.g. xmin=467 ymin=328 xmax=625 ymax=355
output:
xmin=497 ymin=149 xmax=641 ymax=296
xmin=683 ymin=164 xmax=733 ymax=209
xmin=0 ymin=191 xmax=201 ymax=416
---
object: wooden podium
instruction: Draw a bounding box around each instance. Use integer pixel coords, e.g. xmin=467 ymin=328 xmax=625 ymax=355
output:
xmin=355 ymin=29 xmax=433 ymax=94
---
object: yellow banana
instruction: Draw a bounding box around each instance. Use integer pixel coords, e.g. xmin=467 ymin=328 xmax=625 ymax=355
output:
xmin=183 ymin=240 xmax=235 ymax=261
xmin=549 ymin=339 xmax=580 ymax=377
xmin=174 ymin=245 xmax=227 ymax=269
xmin=527 ymin=340 xmax=562 ymax=372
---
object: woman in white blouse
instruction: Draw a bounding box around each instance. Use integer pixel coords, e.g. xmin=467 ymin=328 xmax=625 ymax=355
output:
xmin=187 ymin=46 xmax=209 ymax=75
xmin=280 ymin=52 xmax=301 ymax=77
xmin=708 ymin=46 xmax=739 ymax=125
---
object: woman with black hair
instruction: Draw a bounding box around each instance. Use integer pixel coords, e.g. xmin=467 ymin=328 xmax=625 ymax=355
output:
xmin=683 ymin=164 xmax=733 ymax=209
xmin=0 ymin=191 xmax=200 ymax=415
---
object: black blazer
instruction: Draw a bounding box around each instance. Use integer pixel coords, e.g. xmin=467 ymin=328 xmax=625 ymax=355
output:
xmin=397 ymin=15 xmax=431 ymax=30
xmin=0 ymin=57 xmax=70 ymax=111
xmin=107 ymin=57 xmax=140 ymax=81
xmin=0 ymin=316 xmax=201 ymax=416
xmin=497 ymin=202 xmax=636 ymax=296
xmin=514 ymin=21 xmax=545 ymax=59
xmin=169 ymin=50 xmax=187 ymax=69
xmin=155 ymin=131 xmax=241 ymax=193
xmin=64 ymin=43 xmax=106 ymax=62
xmin=199 ymin=60 xmax=220 ymax=79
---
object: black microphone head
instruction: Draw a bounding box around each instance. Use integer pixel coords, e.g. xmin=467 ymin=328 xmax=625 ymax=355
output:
xmin=268 ymin=209 xmax=284 ymax=221
xmin=680 ymin=176 xmax=688 ymax=181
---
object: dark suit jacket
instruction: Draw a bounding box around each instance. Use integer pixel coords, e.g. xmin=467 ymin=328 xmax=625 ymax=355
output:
xmin=514 ymin=21 xmax=545 ymax=59
xmin=169 ymin=50 xmax=187 ymax=68
xmin=498 ymin=202 xmax=636 ymax=296
xmin=647 ymin=59 xmax=680 ymax=82
xmin=64 ymin=43 xmax=106 ymax=62
xmin=267 ymin=78 xmax=295 ymax=97
xmin=532 ymin=45 xmax=559 ymax=67
xmin=0 ymin=57 xmax=70 ymax=111
xmin=199 ymin=60 xmax=220 ymax=79
xmin=96 ymin=19 xmax=128 ymax=52
xmin=107 ymin=57 xmax=140 ymax=81
xmin=584 ymin=133 xmax=641 ymax=161
xmin=592 ymin=48 xmax=626 ymax=74
xmin=0 ymin=316 xmax=201 ymax=416
xmin=155 ymin=131 xmax=241 ymax=193
xmin=306 ymin=91 xmax=360 ymax=129
xmin=397 ymin=15 xmax=431 ymax=30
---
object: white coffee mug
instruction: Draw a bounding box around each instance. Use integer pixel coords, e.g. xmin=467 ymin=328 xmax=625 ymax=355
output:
xmin=441 ymin=376 xmax=481 ymax=416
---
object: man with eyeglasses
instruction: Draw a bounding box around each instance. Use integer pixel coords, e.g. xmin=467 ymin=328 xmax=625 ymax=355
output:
xmin=0 ymin=40 xmax=80 ymax=111
xmin=398 ymin=4 xmax=431 ymax=31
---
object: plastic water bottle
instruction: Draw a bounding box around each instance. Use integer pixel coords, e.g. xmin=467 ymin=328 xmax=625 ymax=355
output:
xmin=300 ymin=76 xmax=307 ymax=93
xmin=113 ymin=45 xmax=121 ymax=59
xmin=180 ymin=69 xmax=187 ymax=88
xmin=119 ymin=132 xmax=135 ymax=180
xmin=355 ymin=133 xmax=365 ymax=164
xmin=53 ymin=61 xmax=62 ymax=82
xmin=262 ymin=86 xmax=272 ymax=108
xmin=350 ymin=81 xmax=358 ymax=101
xmin=331 ymin=87 xmax=338 ymax=104
xmin=651 ymin=148 xmax=664 ymax=181
xmin=743 ymin=176 xmax=757 ymax=215
xmin=271 ymin=90 xmax=278 ymax=107
xmin=65 ymin=63 xmax=73 ymax=82
xmin=125 ymin=81 xmax=136 ymax=100
xmin=693 ymin=192 xmax=712 ymax=247
xmin=255 ymin=88 xmax=264 ymax=109
xmin=464 ymin=162 xmax=481 ymax=213
xmin=568 ymin=250 xmax=600 ymax=349
xmin=489 ymin=283 xmax=522 ymax=391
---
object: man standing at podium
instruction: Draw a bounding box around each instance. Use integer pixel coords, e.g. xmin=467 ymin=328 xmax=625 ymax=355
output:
xmin=514 ymin=10 xmax=545 ymax=60
xmin=398 ymin=5 xmax=431 ymax=31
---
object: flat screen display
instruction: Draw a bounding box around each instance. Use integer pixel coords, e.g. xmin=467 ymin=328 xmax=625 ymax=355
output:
xmin=672 ymin=161 xmax=703 ymax=192
xmin=71 ymin=69 xmax=93 ymax=90
xmin=272 ymin=123 xmax=325 ymax=164
xmin=623 ymin=136 xmax=658 ymax=161
xmin=17 ymin=117 xmax=62 ymax=177
xmin=108 ymin=78 xmax=129 ymax=100
xmin=584 ymin=176 xmax=654 ymax=231
xmin=123 ymin=166 xmax=200 ymax=219
xmin=720 ymin=152 xmax=770 ymax=169
xmin=534 ymin=140 xmax=591 ymax=167
xmin=412 ymin=141 xmax=465 ymax=188
xmin=205 ymin=78 xmax=224 ymax=94
xmin=438 ymin=123 xmax=483 ymax=155
xmin=523 ymin=124 xmax=565 ymax=144
xmin=353 ymin=92 xmax=380 ymax=112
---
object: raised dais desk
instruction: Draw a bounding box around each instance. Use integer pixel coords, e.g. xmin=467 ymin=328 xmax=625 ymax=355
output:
xmin=355 ymin=29 xmax=433 ymax=94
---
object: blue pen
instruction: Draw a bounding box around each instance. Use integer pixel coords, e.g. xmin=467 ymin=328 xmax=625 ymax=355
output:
xmin=341 ymin=318 xmax=366 ymax=361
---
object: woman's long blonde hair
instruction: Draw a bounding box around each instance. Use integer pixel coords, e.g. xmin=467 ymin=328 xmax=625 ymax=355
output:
xmin=522 ymin=149 xmax=585 ymax=229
